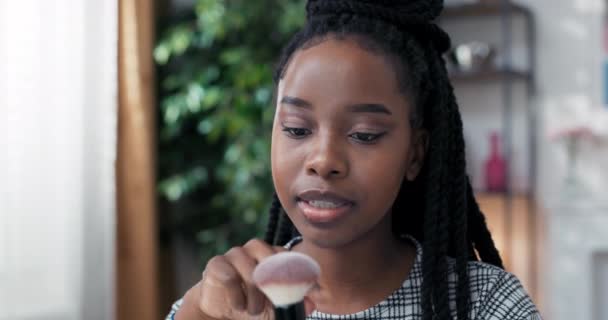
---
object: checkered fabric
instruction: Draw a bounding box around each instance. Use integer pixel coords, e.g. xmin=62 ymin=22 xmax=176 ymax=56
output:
xmin=166 ymin=236 xmax=541 ymax=320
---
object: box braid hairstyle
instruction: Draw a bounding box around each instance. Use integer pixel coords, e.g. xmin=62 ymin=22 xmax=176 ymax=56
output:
xmin=263 ymin=1 xmax=503 ymax=319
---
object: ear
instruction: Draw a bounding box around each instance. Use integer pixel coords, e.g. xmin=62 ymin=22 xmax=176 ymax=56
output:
xmin=405 ymin=129 xmax=429 ymax=181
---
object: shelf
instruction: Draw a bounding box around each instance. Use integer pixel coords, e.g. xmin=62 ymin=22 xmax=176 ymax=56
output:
xmin=441 ymin=1 xmax=532 ymax=19
xmin=474 ymin=191 xmax=533 ymax=199
xmin=448 ymin=68 xmax=531 ymax=82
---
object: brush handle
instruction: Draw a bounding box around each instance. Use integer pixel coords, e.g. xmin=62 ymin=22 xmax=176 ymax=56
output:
xmin=273 ymin=302 xmax=306 ymax=320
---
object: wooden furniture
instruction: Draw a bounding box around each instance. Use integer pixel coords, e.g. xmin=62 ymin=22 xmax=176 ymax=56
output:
xmin=476 ymin=193 xmax=537 ymax=290
xmin=117 ymin=0 xmax=159 ymax=318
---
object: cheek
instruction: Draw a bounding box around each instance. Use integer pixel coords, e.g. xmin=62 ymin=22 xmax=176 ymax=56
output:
xmin=270 ymin=129 xmax=283 ymax=188
xmin=270 ymin=129 xmax=301 ymax=199
xmin=353 ymin=142 xmax=409 ymax=209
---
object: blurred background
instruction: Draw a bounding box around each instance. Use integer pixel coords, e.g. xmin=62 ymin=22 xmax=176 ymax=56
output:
xmin=1 ymin=0 xmax=607 ymax=319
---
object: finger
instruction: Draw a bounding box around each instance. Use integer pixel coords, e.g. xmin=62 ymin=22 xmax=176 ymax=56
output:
xmin=204 ymin=255 xmax=246 ymax=312
xmin=304 ymin=297 xmax=316 ymax=316
xmin=225 ymin=247 xmax=267 ymax=316
xmin=304 ymin=283 xmax=320 ymax=315
xmin=242 ymin=238 xmax=282 ymax=262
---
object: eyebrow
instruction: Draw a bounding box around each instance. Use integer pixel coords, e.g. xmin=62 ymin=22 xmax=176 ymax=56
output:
xmin=280 ymin=96 xmax=392 ymax=115
xmin=347 ymin=103 xmax=392 ymax=115
xmin=280 ymin=96 xmax=312 ymax=109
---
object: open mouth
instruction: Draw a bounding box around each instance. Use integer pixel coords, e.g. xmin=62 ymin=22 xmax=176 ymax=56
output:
xmin=304 ymin=199 xmax=348 ymax=209
xmin=296 ymin=190 xmax=354 ymax=224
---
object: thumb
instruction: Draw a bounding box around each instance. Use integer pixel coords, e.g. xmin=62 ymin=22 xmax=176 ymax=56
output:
xmin=304 ymin=297 xmax=316 ymax=316
xmin=304 ymin=283 xmax=320 ymax=316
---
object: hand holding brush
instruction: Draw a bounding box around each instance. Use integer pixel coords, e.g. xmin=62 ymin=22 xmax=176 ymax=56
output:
xmin=252 ymin=251 xmax=321 ymax=320
xmin=174 ymin=239 xmax=319 ymax=320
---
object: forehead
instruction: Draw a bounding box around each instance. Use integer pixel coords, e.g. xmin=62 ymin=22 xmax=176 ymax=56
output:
xmin=278 ymin=37 xmax=405 ymax=105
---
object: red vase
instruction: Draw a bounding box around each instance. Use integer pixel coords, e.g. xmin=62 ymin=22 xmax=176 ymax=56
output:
xmin=484 ymin=132 xmax=506 ymax=193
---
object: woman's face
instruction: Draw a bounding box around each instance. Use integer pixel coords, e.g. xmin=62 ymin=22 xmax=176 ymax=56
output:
xmin=271 ymin=37 xmax=427 ymax=248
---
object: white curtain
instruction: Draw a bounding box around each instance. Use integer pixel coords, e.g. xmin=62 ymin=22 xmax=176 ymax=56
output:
xmin=0 ymin=1 xmax=117 ymax=319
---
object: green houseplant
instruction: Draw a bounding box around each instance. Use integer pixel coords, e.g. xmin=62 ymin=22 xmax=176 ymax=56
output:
xmin=155 ymin=0 xmax=306 ymax=264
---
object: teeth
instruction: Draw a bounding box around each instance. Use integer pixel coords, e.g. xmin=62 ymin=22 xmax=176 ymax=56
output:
xmin=307 ymin=200 xmax=345 ymax=209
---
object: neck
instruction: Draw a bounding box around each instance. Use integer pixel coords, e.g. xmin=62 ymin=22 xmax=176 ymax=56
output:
xmin=292 ymin=217 xmax=416 ymax=313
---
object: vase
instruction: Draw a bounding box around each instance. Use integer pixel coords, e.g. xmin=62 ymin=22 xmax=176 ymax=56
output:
xmin=484 ymin=132 xmax=507 ymax=193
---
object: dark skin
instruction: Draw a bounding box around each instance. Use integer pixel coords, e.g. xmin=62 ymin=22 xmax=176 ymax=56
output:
xmin=175 ymin=36 xmax=428 ymax=319
xmin=271 ymin=37 xmax=428 ymax=314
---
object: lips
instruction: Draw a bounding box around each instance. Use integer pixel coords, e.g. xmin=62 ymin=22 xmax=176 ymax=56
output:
xmin=296 ymin=189 xmax=354 ymax=224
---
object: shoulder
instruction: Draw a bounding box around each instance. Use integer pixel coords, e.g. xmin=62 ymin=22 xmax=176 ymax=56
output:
xmin=406 ymin=235 xmax=541 ymax=319
xmin=453 ymin=260 xmax=541 ymax=320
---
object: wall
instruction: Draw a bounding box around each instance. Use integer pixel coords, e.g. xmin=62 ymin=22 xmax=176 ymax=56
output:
xmin=525 ymin=0 xmax=608 ymax=318
xmin=0 ymin=1 xmax=117 ymax=319
xmin=523 ymin=0 xmax=608 ymax=203
xmin=510 ymin=4 xmax=608 ymax=317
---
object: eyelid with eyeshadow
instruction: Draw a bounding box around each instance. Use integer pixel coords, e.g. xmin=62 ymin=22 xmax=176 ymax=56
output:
xmin=348 ymin=131 xmax=387 ymax=144
xmin=280 ymin=122 xmax=388 ymax=145
xmin=280 ymin=123 xmax=312 ymax=139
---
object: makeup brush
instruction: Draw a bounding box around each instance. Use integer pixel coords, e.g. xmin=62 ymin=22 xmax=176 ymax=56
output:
xmin=252 ymin=252 xmax=320 ymax=320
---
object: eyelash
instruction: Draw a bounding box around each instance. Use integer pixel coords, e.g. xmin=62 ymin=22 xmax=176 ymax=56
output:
xmin=281 ymin=126 xmax=311 ymax=139
xmin=349 ymin=132 xmax=386 ymax=144
xmin=281 ymin=125 xmax=386 ymax=144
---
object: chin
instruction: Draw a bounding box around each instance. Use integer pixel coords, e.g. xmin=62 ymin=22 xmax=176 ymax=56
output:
xmin=309 ymin=236 xmax=352 ymax=249
xmin=299 ymin=226 xmax=360 ymax=249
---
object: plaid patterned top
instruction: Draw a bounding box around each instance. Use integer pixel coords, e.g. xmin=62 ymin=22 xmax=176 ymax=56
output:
xmin=166 ymin=236 xmax=541 ymax=320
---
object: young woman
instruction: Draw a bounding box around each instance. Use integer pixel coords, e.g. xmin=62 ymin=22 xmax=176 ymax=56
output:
xmin=167 ymin=0 xmax=541 ymax=319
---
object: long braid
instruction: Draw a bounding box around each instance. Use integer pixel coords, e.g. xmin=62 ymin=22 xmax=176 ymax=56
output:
xmin=419 ymin=39 xmax=444 ymax=316
xmin=441 ymin=57 xmax=471 ymax=320
xmin=264 ymin=192 xmax=298 ymax=246
xmin=264 ymin=193 xmax=282 ymax=244
xmin=466 ymin=181 xmax=504 ymax=268
xmin=426 ymin=42 xmax=453 ymax=320
xmin=423 ymin=39 xmax=473 ymax=319
xmin=449 ymin=115 xmax=471 ymax=320
xmin=421 ymin=143 xmax=441 ymax=319
xmin=275 ymin=211 xmax=296 ymax=246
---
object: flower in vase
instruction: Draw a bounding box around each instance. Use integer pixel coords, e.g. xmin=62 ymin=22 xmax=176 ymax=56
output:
xmin=548 ymin=125 xmax=600 ymax=194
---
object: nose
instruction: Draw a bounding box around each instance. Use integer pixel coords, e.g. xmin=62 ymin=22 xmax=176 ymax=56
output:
xmin=305 ymin=135 xmax=348 ymax=179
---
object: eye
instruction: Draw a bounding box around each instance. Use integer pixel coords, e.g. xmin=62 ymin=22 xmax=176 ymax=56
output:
xmin=281 ymin=125 xmax=311 ymax=139
xmin=349 ymin=132 xmax=386 ymax=144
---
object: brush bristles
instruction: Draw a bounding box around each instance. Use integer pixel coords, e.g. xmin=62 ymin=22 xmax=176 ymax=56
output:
xmin=253 ymin=252 xmax=320 ymax=307
xmin=259 ymin=283 xmax=314 ymax=307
